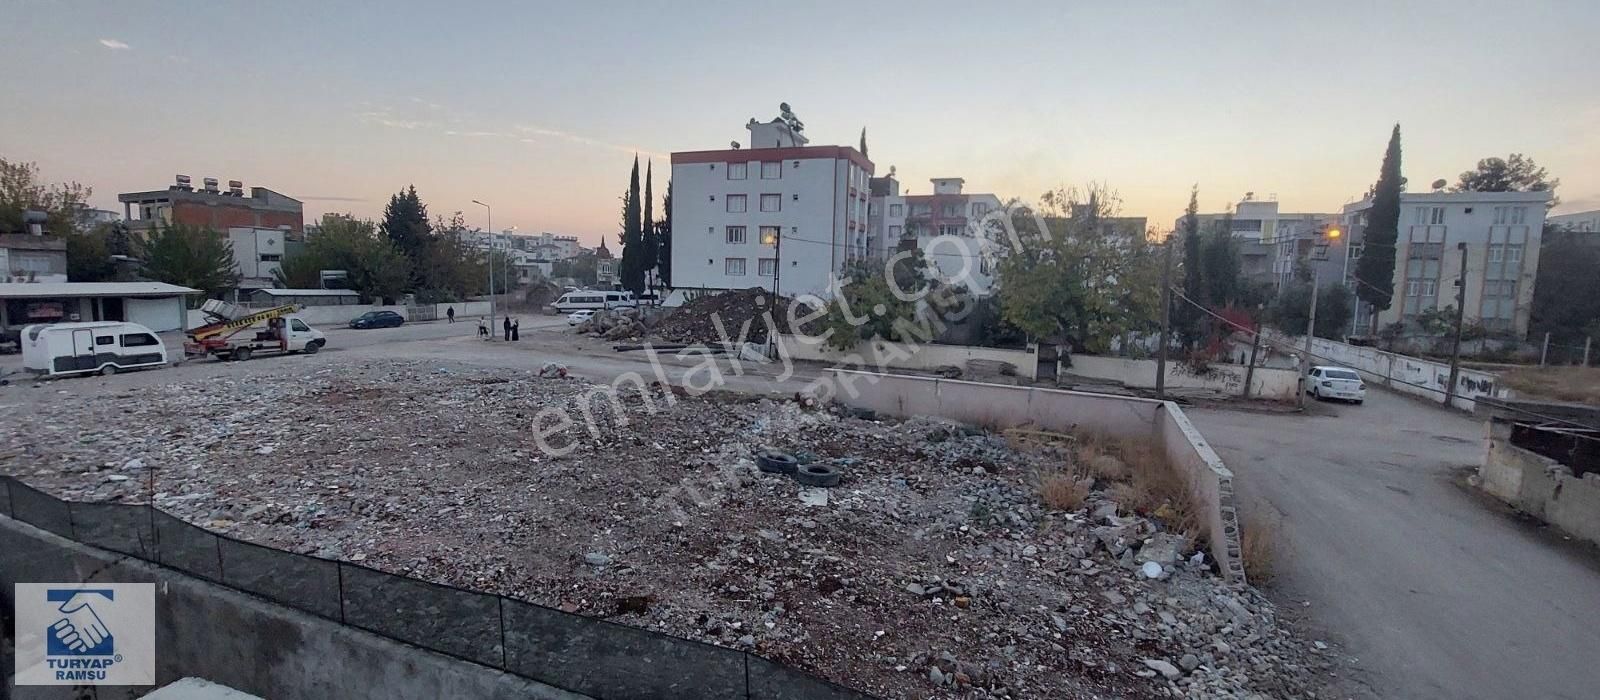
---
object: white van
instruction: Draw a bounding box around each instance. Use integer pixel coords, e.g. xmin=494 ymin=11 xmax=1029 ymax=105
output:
xmin=553 ymin=290 xmax=635 ymax=312
xmin=21 ymin=322 xmax=170 ymax=377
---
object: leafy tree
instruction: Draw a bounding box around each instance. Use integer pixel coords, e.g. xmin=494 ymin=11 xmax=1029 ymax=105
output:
xmin=640 ymin=160 xmax=657 ymax=289
xmin=657 ymin=179 xmax=673 ymax=288
xmin=1453 ymin=153 xmax=1559 ymax=203
xmin=815 ymin=251 xmax=939 ymax=350
xmin=0 ymin=157 xmax=92 ymax=236
xmin=617 ymin=156 xmax=646 ymax=294
xmin=275 ymin=214 xmax=411 ymax=303
xmin=1271 ymin=282 xmax=1354 ymax=340
xmin=1174 ymin=185 xmax=1206 ymax=349
xmin=992 ymin=184 xmax=1161 ymax=352
xmin=139 ymin=223 xmax=240 ymax=303
xmin=64 ymin=229 xmax=116 ymax=282
xmin=417 ymin=211 xmax=487 ymax=299
xmin=1530 ymin=228 xmax=1600 ymax=345
xmin=1354 ymin=125 xmax=1402 ymax=332
xmin=551 ymin=253 xmax=599 ymax=287
xmin=1200 ymin=225 xmax=1241 ymax=308
xmin=380 ymin=185 xmax=431 ymax=262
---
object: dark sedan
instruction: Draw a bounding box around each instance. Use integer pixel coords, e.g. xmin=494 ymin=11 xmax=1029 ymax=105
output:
xmin=349 ymin=310 xmax=405 ymax=329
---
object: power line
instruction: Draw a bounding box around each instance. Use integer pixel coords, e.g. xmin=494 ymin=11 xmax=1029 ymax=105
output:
xmin=1168 ymin=286 xmax=1600 ymax=440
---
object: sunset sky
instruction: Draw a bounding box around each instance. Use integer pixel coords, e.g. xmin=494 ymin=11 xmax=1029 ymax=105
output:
xmin=3 ymin=1 xmax=1596 ymax=246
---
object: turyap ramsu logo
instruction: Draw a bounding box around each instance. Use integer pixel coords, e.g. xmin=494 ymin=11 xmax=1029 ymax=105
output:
xmin=15 ymin=583 xmax=155 ymax=685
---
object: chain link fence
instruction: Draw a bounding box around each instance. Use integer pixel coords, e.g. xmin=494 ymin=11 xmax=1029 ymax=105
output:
xmin=0 ymin=476 xmax=872 ymax=700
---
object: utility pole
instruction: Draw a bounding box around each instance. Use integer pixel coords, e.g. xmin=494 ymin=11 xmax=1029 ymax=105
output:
xmin=1299 ymin=270 xmax=1320 ymax=409
xmin=1540 ymin=332 xmax=1551 ymax=366
xmin=1242 ymin=324 xmax=1261 ymax=399
xmin=1443 ymin=242 xmax=1469 ymax=407
xmin=1156 ymin=240 xmax=1173 ymax=398
xmin=472 ymin=199 xmax=494 ymax=336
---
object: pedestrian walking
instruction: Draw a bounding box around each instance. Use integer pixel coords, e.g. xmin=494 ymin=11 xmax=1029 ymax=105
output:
xmin=503 ymin=315 xmax=512 ymax=341
xmin=447 ymin=306 xmax=455 ymax=323
xmin=478 ymin=318 xmax=489 ymax=338
xmin=512 ymin=318 xmax=520 ymax=341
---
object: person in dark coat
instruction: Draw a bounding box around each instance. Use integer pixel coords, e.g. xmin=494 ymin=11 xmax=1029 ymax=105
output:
xmin=512 ymin=318 xmax=520 ymax=341
xmin=503 ymin=315 xmax=512 ymax=341
xmin=446 ymin=306 xmax=456 ymax=323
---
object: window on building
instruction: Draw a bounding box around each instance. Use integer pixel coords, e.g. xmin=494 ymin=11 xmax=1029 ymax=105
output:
xmin=889 ymin=225 xmax=902 ymax=237
xmin=941 ymin=203 xmax=961 ymax=217
xmin=938 ymin=224 xmax=963 ymax=237
xmin=1420 ymin=279 xmax=1437 ymax=297
xmin=1511 ymin=206 xmax=1527 ymax=225
xmin=869 ymin=202 xmax=879 ymax=215
xmin=726 ymin=194 xmax=746 ymax=213
xmin=758 ymin=258 xmax=776 ymax=277
xmin=1489 ymin=244 xmax=1503 ymax=263
xmin=890 ymin=204 xmax=903 ymax=217
xmin=1405 ymin=280 xmax=1420 ymax=297
xmin=1493 ymin=206 xmax=1508 ymax=225
xmin=1429 ymin=206 xmax=1444 ymax=225
xmin=1506 ymin=245 xmax=1522 ymax=263
xmin=760 ymin=194 xmax=781 ymax=212
xmin=725 ymin=258 xmax=747 ymax=276
xmin=1230 ymin=219 xmax=1263 ymax=233
xmin=761 ymin=161 xmax=781 ymax=179
xmin=727 ymin=162 xmax=748 ymax=180
xmin=971 ymin=202 xmax=989 ymax=217
xmin=726 ymin=226 xmax=747 ymax=244
xmin=759 ymin=226 xmax=780 ymax=245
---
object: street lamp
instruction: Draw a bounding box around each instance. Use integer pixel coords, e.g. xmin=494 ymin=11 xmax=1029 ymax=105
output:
xmin=471 ymin=199 xmax=494 ymax=335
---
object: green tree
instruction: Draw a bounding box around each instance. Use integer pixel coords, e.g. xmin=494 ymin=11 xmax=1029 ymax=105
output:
xmin=64 ymin=229 xmax=116 ymax=282
xmin=618 ymin=157 xmax=645 ymax=294
xmin=1354 ymin=125 xmax=1402 ymax=332
xmin=276 ymin=214 xmax=411 ymax=303
xmin=859 ymin=127 xmax=869 ymax=158
xmin=640 ymin=160 xmax=657 ymax=289
xmin=993 ymin=185 xmax=1161 ymax=352
xmin=552 ymin=253 xmax=599 ymax=287
xmin=0 ymin=157 xmax=92 ymax=236
xmin=1271 ymin=282 xmax=1354 ymax=340
xmin=1175 ymin=185 xmax=1206 ymax=349
xmin=1453 ymin=153 xmax=1559 ymax=202
xmin=380 ymin=185 xmax=431 ymax=262
xmin=815 ymin=251 xmax=941 ymax=350
xmin=1200 ymin=225 xmax=1241 ymax=308
xmin=1530 ymin=228 xmax=1600 ymax=345
xmin=139 ymin=223 xmax=240 ymax=303
xmin=657 ymin=179 xmax=673 ymax=288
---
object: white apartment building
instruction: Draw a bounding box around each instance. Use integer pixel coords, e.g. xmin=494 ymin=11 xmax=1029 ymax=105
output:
xmin=1549 ymin=209 xmax=1600 ymax=232
xmin=1341 ymin=190 xmax=1551 ymax=337
xmin=869 ymin=175 xmax=1002 ymax=295
xmin=227 ymin=226 xmax=287 ymax=291
xmin=1175 ymin=196 xmax=1331 ymax=245
xmin=670 ymin=116 xmax=873 ymax=298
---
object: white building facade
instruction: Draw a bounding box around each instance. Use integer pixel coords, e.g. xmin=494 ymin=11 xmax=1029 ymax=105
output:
xmin=1342 ymin=190 xmax=1551 ymax=337
xmin=1549 ymin=209 xmax=1600 ymax=232
xmin=227 ymin=226 xmax=286 ymax=291
xmin=869 ymin=176 xmax=1002 ymax=295
xmin=670 ymin=118 xmax=873 ymax=299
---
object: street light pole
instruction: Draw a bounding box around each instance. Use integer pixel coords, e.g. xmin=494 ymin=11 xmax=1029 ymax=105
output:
xmin=472 ymin=199 xmax=494 ymax=336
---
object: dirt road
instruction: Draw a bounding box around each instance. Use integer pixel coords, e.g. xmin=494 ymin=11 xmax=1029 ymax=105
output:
xmin=1189 ymin=391 xmax=1600 ymax=700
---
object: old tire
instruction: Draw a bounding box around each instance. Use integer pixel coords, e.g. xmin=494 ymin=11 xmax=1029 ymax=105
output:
xmin=793 ymin=463 xmax=842 ymax=488
xmin=303 ymin=340 xmax=323 ymax=355
xmin=756 ymin=450 xmax=799 ymax=474
xmin=99 ymin=364 xmax=118 ymax=376
xmin=234 ymin=347 xmax=253 ymax=362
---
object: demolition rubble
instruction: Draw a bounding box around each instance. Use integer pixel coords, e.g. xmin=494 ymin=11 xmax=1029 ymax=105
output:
xmin=2 ymin=359 xmax=1338 ymax=699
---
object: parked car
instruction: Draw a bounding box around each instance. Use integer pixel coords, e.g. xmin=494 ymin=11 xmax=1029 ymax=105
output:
xmin=567 ymin=309 xmax=596 ymax=326
xmin=1306 ymin=365 xmax=1366 ymax=404
xmin=349 ymin=310 xmax=405 ymax=329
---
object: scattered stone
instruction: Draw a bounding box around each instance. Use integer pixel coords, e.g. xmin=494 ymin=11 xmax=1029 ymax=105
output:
xmin=583 ymin=552 xmax=612 ymax=567
xmin=1142 ymin=658 xmax=1182 ymax=680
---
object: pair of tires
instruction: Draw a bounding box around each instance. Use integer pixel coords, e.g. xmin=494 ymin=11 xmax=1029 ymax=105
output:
xmin=756 ymin=450 xmax=842 ymax=487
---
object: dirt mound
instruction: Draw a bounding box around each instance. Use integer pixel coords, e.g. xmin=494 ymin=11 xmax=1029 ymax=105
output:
xmin=652 ymin=288 xmax=805 ymax=344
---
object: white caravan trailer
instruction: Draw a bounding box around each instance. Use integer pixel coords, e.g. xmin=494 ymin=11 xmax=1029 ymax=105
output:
xmin=21 ymin=322 xmax=170 ymax=377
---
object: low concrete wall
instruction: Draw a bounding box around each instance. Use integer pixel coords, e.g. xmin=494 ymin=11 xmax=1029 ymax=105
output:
xmin=183 ymin=302 xmax=492 ymax=330
xmin=1266 ymin=330 xmax=1507 ymax=411
xmin=824 ymin=369 xmax=1245 ymax=583
xmin=1480 ymin=437 xmax=1600 ymax=544
xmin=0 ymin=517 xmax=587 ymax=700
xmin=1067 ymin=355 xmax=1300 ymax=400
xmin=775 ymin=333 xmax=1037 ymax=380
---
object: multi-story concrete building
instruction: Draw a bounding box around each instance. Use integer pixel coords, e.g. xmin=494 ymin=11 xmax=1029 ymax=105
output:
xmin=868 ymin=176 xmax=1004 ymax=295
xmin=1549 ymin=209 xmax=1600 ymax=233
xmin=1341 ymin=190 xmax=1551 ymax=337
xmin=670 ymin=116 xmax=873 ymax=298
xmin=1175 ymin=196 xmax=1332 ymax=245
xmin=119 ymin=176 xmax=303 ymax=238
xmin=227 ymin=227 xmax=287 ymax=291
xmin=0 ymin=234 xmax=68 ymax=283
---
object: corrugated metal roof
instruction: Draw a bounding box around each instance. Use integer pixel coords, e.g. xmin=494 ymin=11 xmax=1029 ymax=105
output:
xmin=251 ymin=288 xmax=360 ymax=296
xmin=0 ymin=282 xmax=200 ymax=298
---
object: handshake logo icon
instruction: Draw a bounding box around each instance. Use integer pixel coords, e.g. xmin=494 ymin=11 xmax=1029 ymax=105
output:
xmin=15 ymin=583 xmax=154 ymax=686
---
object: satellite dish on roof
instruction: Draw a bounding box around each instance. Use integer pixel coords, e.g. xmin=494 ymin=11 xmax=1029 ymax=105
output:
xmin=1431 ymin=178 xmax=1447 ymax=191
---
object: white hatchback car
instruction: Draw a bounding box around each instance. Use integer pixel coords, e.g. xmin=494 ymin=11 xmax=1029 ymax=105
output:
xmin=567 ymin=309 xmax=596 ymax=326
xmin=1306 ymin=366 xmax=1366 ymax=404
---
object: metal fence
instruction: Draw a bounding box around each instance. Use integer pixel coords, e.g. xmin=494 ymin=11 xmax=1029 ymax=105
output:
xmin=0 ymin=476 xmax=872 ymax=700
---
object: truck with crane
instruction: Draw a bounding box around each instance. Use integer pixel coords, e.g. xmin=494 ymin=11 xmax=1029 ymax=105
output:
xmin=184 ymin=300 xmax=326 ymax=361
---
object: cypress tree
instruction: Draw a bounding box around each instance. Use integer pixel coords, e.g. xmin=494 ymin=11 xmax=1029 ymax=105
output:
xmin=641 ymin=160 xmax=656 ymax=290
xmin=657 ymin=179 xmax=673 ymax=288
xmin=859 ymin=128 xmax=869 ymax=158
xmin=1355 ymin=125 xmax=1402 ymax=334
xmin=619 ymin=156 xmax=645 ymax=295
xmin=380 ymin=185 xmax=430 ymax=261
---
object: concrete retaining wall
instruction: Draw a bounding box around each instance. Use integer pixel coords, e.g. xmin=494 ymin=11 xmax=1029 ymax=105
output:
xmin=823 ymin=369 xmax=1245 ymax=583
xmin=775 ymin=333 xmax=1037 ymax=380
xmin=1480 ymin=437 xmax=1600 ymax=544
xmin=184 ymin=302 xmax=492 ymax=330
xmin=1067 ymin=356 xmax=1300 ymax=400
xmin=1266 ymin=330 xmax=1507 ymax=411
xmin=0 ymin=516 xmax=586 ymax=700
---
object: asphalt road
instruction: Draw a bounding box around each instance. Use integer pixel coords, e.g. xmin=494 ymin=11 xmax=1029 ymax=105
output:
xmin=1189 ymin=390 xmax=1600 ymax=700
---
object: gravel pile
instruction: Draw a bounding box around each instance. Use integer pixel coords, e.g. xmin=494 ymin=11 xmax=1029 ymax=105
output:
xmin=2 ymin=359 xmax=1341 ymax=699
